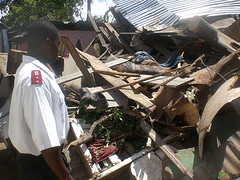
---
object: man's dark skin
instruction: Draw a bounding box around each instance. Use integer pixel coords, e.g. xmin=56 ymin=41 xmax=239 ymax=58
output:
xmin=28 ymin=34 xmax=73 ymax=180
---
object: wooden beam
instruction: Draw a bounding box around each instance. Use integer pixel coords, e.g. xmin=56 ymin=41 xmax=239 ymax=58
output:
xmin=93 ymin=69 xmax=140 ymax=77
xmin=187 ymin=16 xmax=240 ymax=53
xmin=104 ymin=23 xmax=134 ymax=54
xmin=83 ymin=36 xmax=96 ymax=52
xmin=56 ymin=58 xmax=129 ymax=84
xmin=61 ymin=36 xmax=95 ymax=87
xmin=99 ymin=26 xmax=110 ymax=40
xmin=87 ymin=11 xmax=106 ymax=46
xmin=141 ymin=120 xmax=194 ymax=179
xmin=132 ymin=74 xmax=194 ymax=89
xmin=94 ymin=71 xmax=173 ymax=94
xmin=97 ymin=147 xmax=153 ymax=179
xmin=77 ymin=50 xmax=156 ymax=113
xmin=125 ymin=77 xmax=142 ymax=92
xmin=84 ymin=86 xmax=128 ymax=111
xmin=119 ymin=32 xmax=136 ymax=35
xmin=0 ymin=53 xmax=8 ymax=77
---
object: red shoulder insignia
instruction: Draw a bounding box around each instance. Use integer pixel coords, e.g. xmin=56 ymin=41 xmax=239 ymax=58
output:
xmin=31 ymin=70 xmax=42 ymax=85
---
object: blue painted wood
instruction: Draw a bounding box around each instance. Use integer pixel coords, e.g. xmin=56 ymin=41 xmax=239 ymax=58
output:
xmin=2 ymin=29 xmax=9 ymax=53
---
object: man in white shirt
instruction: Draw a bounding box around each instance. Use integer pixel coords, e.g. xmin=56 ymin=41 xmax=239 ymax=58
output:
xmin=9 ymin=20 xmax=73 ymax=180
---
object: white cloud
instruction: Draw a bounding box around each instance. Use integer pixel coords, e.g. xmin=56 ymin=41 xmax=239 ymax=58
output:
xmin=92 ymin=0 xmax=109 ymax=16
xmin=75 ymin=0 xmax=115 ymax=21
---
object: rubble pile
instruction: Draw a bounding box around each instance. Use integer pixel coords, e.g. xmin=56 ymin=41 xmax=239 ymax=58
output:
xmin=1 ymin=11 xmax=240 ymax=180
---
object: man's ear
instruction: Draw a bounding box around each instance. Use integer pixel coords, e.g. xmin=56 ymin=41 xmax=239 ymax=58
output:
xmin=45 ymin=38 xmax=51 ymax=47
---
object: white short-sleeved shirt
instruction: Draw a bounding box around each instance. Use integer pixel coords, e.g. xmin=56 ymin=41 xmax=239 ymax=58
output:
xmin=9 ymin=55 xmax=70 ymax=156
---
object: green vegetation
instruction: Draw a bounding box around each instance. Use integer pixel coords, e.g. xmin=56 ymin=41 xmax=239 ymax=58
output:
xmin=0 ymin=0 xmax=84 ymax=32
xmin=76 ymin=106 xmax=147 ymax=154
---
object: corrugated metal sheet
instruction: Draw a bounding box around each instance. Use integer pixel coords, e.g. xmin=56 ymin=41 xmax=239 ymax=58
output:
xmin=222 ymin=130 xmax=240 ymax=175
xmin=160 ymin=0 xmax=240 ymax=19
xmin=113 ymin=0 xmax=180 ymax=30
xmin=113 ymin=0 xmax=240 ymax=30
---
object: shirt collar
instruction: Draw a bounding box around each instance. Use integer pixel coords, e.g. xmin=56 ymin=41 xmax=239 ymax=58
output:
xmin=22 ymin=55 xmax=55 ymax=79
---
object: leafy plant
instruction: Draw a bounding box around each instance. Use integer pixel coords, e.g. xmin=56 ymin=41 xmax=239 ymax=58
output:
xmin=76 ymin=105 xmax=98 ymax=124
xmin=1 ymin=0 xmax=84 ymax=32
xmin=96 ymin=124 xmax=111 ymax=144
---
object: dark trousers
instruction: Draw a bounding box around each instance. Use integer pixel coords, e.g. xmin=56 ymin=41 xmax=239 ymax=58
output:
xmin=17 ymin=152 xmax=70 ymax=180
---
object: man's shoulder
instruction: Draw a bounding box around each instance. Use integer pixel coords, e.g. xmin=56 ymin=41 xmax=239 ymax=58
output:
xmin=16 ymin=63 xmax=50 ymax=86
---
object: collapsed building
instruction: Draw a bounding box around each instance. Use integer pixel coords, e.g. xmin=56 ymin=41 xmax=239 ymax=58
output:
xmin=1 ymin=0 xmax=240 ymax=179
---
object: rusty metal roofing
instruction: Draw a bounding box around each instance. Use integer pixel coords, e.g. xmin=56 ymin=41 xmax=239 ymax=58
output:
xmin=113 ymin=0 xmax=240 ymax=30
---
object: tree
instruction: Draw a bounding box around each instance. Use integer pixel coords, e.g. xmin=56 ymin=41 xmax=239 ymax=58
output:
xmin=0 ymin=0 xmax=84 ymax=32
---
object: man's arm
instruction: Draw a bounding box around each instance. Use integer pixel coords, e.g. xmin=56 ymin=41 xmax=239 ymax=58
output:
xmin=42 ymin=147 xmax=73 ymax=180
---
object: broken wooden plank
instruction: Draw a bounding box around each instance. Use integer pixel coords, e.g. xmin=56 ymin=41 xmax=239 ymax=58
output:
xmin=140 ymin=120 xmax=194 ymax=179
xmin=0 ymin=53 xmax=8 ymax=77
xmin=93 ymin=69 xmax=140 ymax=77
xmin=78 ymin=50 xmax=156 ymax=112
xmin=133 ymin=74 xmax=194 ymax=88
xmin=93 ymin=71 xmax=173 ymax=94
xmin=84 ymin=86 xmax=128 ymax=111
xmin=61 ymin=36 xmax=95 ymax=87
xmin=187 ymin=16 xmax=240 ymax=53
xmin=151 ymin=73 xmax=184 ymax=90
xmin=104 ymin=23 xmax=134 ymax=54
xmin=70 ymin=119 xmax=99 ymax=177
xmin=97 ymin=147 xmax=153 ymax=179
xmin=87 ymin=11 xmax=101 ymax=33
xmin=56 ymin=58 xmax=129 ymax=84
xmin=125 ymin=77 xmax=142 ymax=92
xmin=190 ymin=49 xmax=240 ymax=85
xmin=99 ymin=26 xmax=110 ymax=40
xmin=83 ymin=36 xmax=97 ymax=53
xmin=87 ymin=11 xmax=106 ymax=46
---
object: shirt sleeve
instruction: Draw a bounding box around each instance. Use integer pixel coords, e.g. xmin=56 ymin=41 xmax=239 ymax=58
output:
xmin=21 ymin=80 xmax=60 ymax=152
